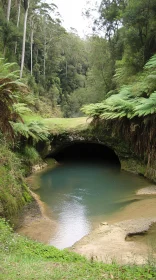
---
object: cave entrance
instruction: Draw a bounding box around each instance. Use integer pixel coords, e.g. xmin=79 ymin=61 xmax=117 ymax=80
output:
xmin=51 ymin=142 xmax=120 ymax=168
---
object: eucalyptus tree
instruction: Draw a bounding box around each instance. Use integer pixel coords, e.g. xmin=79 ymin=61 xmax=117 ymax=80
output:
xmin=122 ymin=0 xmax=156 ymax=69
xmin=14 ymin=0 xmax=21 ymax=54
xmin=28 ymin=0 xmax=57 ymax=76
xmin=58 ymin=32 xmax=89 ymax=116
xmin=97 ymin=0 xmax=126 ymax=39
xmin=20 ymin=0 xmax=29 ymax=78
xmin=7 ymin=0 xmax=11 ymax=21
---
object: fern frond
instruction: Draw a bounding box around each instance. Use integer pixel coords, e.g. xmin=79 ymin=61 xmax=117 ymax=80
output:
xmin=10 ymin=121 xmax=50 ymax=142
xmin=13 ymin=103 xmax=32 ymax=115
xmin=134 ymin=92 xmax=156 ymax=116
xmin=10 ymin=122 xmax=30 ymax=138
xmin=144 ymin=54 xmax=156 ymax=69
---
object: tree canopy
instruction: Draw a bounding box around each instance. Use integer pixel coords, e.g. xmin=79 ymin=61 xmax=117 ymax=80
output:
xmin=0 ymin=0 xmax=156 ymax=121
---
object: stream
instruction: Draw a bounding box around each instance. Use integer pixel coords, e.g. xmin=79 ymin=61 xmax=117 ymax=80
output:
xmin=35 ymin=160 xmax=150 ymax=249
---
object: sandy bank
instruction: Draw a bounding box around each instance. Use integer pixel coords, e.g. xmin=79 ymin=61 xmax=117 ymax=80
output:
xmin=71 ymin=194 xmax=156 ymax=265
xmin=17 ymin=191 xmax=57 ymax=244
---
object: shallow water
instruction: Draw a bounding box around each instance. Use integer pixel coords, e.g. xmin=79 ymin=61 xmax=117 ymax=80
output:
xmin=35 ymin=161 xmax=150 ymax=249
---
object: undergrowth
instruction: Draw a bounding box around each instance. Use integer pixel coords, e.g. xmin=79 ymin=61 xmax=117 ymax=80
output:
xmin=0 ymin=140 xmax=32 ymax=226
xmin=0 ymin=219 xmax=156 ymax=280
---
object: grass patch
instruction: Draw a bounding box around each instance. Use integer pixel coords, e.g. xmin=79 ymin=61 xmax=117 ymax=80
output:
xmin=23 ymin=113 xmax=91 ymax=133
xmin=0 ymin=219 xmax=156 ymax=280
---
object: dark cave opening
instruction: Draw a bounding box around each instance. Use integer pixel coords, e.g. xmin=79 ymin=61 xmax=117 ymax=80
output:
xmin=49 ymin=142 xmax=120 ymax=168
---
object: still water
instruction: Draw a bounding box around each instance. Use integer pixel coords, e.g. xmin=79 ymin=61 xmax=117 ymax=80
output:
xmin=36 ymin=161 xmax=149 ymax=249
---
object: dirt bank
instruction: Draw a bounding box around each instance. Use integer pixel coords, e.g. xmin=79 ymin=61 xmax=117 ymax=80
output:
xmin=17 ymin=191 xmax=58 ymax=244
xmin=71 ymin=193 xmax=156 ymax=265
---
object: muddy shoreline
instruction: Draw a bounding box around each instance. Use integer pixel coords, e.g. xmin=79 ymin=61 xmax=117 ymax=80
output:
xmin=17 ymin=183 xmax=156 ymax=264
xmin=17 ymin=191 xmax=58 ymax=244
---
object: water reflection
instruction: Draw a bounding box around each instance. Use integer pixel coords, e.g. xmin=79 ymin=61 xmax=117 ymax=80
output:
xmin=50 ymin=199 xmax=91 ymax=249
xmin=36 ymin=162 xmax=150 ymax=248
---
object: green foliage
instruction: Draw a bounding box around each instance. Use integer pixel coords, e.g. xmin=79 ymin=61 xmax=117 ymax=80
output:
xmin=144 ymin=54 xmax=156 ymax=70
xmin=0 ymin=58 xmax=27 ymax=138
xmin=93 ymin=0 xmax=156 ymax=94
xmin=11 ymin=121 xmax=50 ymax=142
xmin=134 ymin=92 xmax=156 ymax=117
xmin=0 ymin=142 xmax=31 ymax=225
xmin=0 ymin=0 xmax=156 ymax=118
xmin=12 ymin=103 xmax=32 ymax=115
xmin=82 ymin=54 xmax=156 ymax=120
xmin=0 ymin=218 xmax=85 ymax=262
xmin=21 ymin=145 xmax=41 ymax=165
xmin=0 ymin=219 xmax=156 ymax=280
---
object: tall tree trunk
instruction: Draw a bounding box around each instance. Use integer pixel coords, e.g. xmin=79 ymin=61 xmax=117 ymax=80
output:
xmin=17 ymin=0 xmax=21 ymax=27
xmin=15 ymin=0 xmax=21 ymax=54
xmin=30 ymin=21 xmax=34 ymax=76
xmin=7 ymin=0 xmax=11 ymax=21
xmin=43 ymin=37 xmax=46 ymax=79
xmin=20 ymin=0 xmax=29 ymax=78
xmin=43 ymin=16 xmax=46 ymax=80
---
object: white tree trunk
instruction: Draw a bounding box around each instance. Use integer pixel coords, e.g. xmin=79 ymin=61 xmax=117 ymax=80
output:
xmin=15 ymin=0 xmax=21 ymax=54
xmin=7 ymin=0 xmax=12 ymax=21
xmin=20 ymin=1 xmax=29 ymax=78
xmin=17 ymin=0 xmax=21 ymax=27
xmin=43 ymin=37 xmax=46 ymax=79
xmin=30 ymin=24 xmax=34 ymax=76
xmin=43 ymin=16 xmax=46 ymax=79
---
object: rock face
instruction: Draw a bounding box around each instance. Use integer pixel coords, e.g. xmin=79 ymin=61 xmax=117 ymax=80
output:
xmin=41 ymin=118 xmax=156 ymax=182
xmin=32 ymin=163 xmax=47 ymax=173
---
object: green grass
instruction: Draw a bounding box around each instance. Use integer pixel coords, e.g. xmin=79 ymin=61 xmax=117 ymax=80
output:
xmin=0 ymin=219 xmax=156 ymax=280
xmin=23 ymin=113 xmax=91 ymax=133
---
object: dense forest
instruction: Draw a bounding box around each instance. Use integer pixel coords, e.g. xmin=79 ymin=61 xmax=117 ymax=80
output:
xmin=1 ymin=0 xmax=156 ymax=124
xmin=0 ymin=0 xmax=155 ymax=157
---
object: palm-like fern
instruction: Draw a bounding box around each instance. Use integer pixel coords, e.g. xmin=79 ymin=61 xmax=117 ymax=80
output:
xmin=0 ymin=59 xmax=49 ymax=143
xmin=0 ymin=59 xmax=27 ymax=138
xmin=11 ymin=121 xmax=50 ymax=142
xmin=144 ymin=54 xmax=156 ymax=69
xmin=12 ymin=103 xmax=32 ymax=116
xmin=82 ymin=54 xmax=156 ymax=121
xmin=134 ymin=92 xmax=156 ymax=117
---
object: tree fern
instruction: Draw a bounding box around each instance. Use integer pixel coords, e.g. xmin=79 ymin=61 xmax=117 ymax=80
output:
xmin=82 ymin=54 xmax=156 ymax=121
xmin=134 ymin=92 xmax=156 ymax=117
xmin=10 ymin=121 xmax=50 ymax=142
xmin=144 ymin=54 xmax=156 ymax=69
xmin=0 ymin=59 xmax=31 ymax=139
xmin=10 ymin=122 xmax=30 ymax=138
xmin=13 ymin=103 xmax=32 ymax=116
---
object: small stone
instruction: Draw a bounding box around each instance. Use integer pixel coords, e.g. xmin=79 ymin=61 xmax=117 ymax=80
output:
xmin=100 ymin=222 xmax=108 ymax=226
